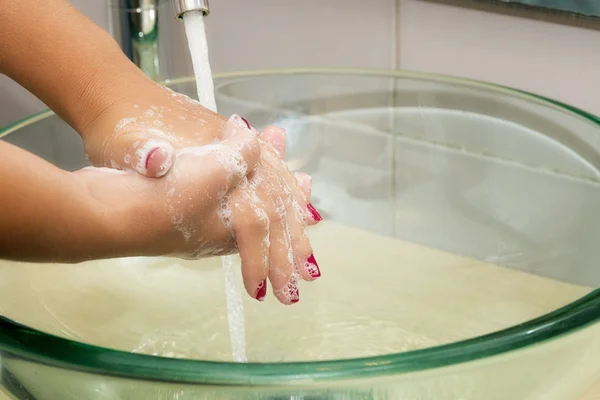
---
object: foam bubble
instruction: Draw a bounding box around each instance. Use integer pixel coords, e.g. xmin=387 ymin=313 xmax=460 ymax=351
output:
xmin=217 ymin=198 xmax=234 ymax=234
xmin=275 ymin=275 xmax=300 ymax=303
xmin=176 ymin=143 xmax=248 ymax=183
xmin=114 ymin=117 xmax=137 ymax=133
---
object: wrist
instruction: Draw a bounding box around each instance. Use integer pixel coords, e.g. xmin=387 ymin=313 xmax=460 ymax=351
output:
xmin=67 ymin=45 xmax=151 ymax=134
xmin=73 ymin=169 xmax=171 ymax=259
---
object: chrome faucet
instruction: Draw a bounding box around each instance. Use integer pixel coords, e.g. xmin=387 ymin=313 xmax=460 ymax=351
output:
xmin=108 ymin=0 xmax=209 ymax=80
xmin=173 ymin=0 xmax=210 ymax=18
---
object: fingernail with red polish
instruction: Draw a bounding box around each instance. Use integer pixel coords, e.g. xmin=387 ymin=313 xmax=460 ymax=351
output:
xmin=225 ymin=115 xmax=253 ymax=139
xmin=228 ymin=114 xmax=250 ymax=130
xmin=289 ymin=280 xmax=300 ymax=304
xmin=240 ymin=116 xmax=251 ymax=129
xmin=146 ymin=147 xmax=174 ymax=178
xmin=145 ymin=148 xmax=160 ymax=169
xmin=240 ymin=116 xmax=260 ymax=136
xmin=135 ymin=139 xmax=174 ymax=177
xmin=305 ymin=254 xmax=321 ymax=279
xmin=255 ymin=279 xmax=267 ymax=301
xmin=307 ymin=203 xmax=323 ymax=222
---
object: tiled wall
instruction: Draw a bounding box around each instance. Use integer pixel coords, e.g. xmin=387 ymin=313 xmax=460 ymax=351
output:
xmin=0 ymin=0 xmax=397 ymax=128
xmin=2 ymin=0 xmax=599 ymax=128
xmin=397 ymin=0 xmax=600 ymax=116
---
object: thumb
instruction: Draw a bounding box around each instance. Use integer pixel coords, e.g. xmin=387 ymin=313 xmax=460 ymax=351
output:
xmin=107 ymin=133 xmax=176 ymax=178
xmin=259 ymin=125 xmax=287 ymax=158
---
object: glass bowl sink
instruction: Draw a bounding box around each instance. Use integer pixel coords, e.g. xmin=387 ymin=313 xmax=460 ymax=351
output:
xmin=2 ymin=69 xmax=600 ymax=399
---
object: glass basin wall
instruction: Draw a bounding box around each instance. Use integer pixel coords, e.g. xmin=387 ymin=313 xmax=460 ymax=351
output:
xmin=2 ymin=70 xmax=600 ymax=399
xmin=207 ymin=72 xmax=600 ymax=287
xmin=1 ymin=317 xmax=600 ymax=399
xmin=4 ymin=71 xmax=600 ymax=283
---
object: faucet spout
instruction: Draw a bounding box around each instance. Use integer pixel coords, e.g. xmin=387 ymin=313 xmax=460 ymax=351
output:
xmin=172 ymin=0 xmax=210 ymax=18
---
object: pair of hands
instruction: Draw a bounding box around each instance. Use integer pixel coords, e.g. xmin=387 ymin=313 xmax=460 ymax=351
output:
xmin=74 ymin=85 xmax=322 ymax=305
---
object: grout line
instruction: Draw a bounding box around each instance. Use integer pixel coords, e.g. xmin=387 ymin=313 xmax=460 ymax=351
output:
xmin=391 ymin=0 xmax=403 ymax=236
xmin=395 ymin=0 xmax=402 ymax=69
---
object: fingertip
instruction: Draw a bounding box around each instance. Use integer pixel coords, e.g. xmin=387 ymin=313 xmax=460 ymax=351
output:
xmin=242 ymin=267 xmax=269 ymax=301
xmin=305 ymin=253 xmax=321 ymax=280
xmin=255 ymin=279 xmax=267 ymax=301
xmin=260 ymin=126 xmax=287 ymax=157
xmin=145 ymin=145 xmax=175 ymax=177
xmin=133 ymin=139 xmax=174 ymax=177
xmin=273 ymin=276 xmax=300 ymax=305
xmin=224 ymin=114 xmax=254 ymax=139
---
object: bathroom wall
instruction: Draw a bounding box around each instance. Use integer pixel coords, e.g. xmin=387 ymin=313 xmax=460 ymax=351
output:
xmin=1 ymin=1 xmax=599 ymax=128
xmin=0 ymin=0 xmax=396 ymax=128
xmin=397 ymin=0 xmax=600 ymax=115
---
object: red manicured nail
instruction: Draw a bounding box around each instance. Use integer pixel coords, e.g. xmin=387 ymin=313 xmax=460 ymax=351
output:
xmin=145 ymin=147 xmax=161 ymax=169
xmin=305 ymin=254 xmax=321 ymax=278
xmin=291 ymin=289 xmax=299 ymax=303
xmin=307 ymin=203 xmax=323 ymax=222
xmin=240 ymin=116 xmax=251 ymax=129
xmin=255 ymin=279 xmax=267 ymax=301
xmin=287 ymin=279 xmax=300 ymax=304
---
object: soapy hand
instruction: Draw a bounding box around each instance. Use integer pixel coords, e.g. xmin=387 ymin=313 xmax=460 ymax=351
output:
xmin=79 ymin=84 xmax=322 ymax=305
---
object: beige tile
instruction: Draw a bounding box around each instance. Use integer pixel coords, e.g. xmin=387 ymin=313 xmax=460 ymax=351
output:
xmin=0 ymin=0 xmax=397 ymax=128
xmin=397 ymin=0 xmax=600 ymax=116
xmin=70 ymin=0 xmax=109 ymax=27
xmin=205 ymin=0 xmax=397 ymax=72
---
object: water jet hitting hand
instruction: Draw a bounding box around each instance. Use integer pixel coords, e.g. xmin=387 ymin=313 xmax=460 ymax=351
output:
xmin=0 ymin=0 xmax=323 ymax=305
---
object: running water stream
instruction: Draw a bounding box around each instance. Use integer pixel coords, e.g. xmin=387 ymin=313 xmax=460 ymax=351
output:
xmin=182 ymin=11 xmax=248 ymax=363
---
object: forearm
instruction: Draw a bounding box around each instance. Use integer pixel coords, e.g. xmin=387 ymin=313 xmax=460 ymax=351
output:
xmin=0 ymin=141 xmax=141 ymax=263
xmin=0 ymin=0 xmax=150 ymax=133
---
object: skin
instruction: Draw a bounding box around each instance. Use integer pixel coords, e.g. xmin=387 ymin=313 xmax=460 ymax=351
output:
xmin=0 ymin=0 xmax=322 ymax=304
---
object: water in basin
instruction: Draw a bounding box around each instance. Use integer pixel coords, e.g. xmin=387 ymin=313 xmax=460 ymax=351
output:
xmin=0 ymin=218 xmax=592 ymax=363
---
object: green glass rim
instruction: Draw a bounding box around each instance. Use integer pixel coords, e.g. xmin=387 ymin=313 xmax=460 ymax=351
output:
xmin=2 ymin=68 xmax=600 ymax=386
